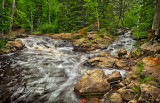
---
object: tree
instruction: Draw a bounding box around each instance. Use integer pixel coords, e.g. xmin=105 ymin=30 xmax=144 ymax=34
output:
xmin=47 ymin=0 xmax=51 ymax=24
xmin=2 ymin=0 xmax=4 ymax=34
xmin=152 ymin=0 xmax=160 ymax=36
xmin=8 ymin=0 xmax=15 ymax=35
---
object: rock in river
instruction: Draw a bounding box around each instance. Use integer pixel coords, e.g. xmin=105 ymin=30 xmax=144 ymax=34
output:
xmin=106 ymin=71 xmax=122 ymax=83
xmin=88 ymin=55 xmax=117 ymax=68
xmin=74 ymin=68 xmax=110 ymax=97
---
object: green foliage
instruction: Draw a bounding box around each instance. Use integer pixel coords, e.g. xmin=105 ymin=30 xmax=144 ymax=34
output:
xmin=136 ymin=61 xmax=143 ymax=75
xmin=140 ymin=75 xmax=158 ymax=85
xmin=84 ymin=25 xmax=97 ymax=34
xmin=72 ymin=35 xmax=85 ymax=40
xmin=0 ymin=37 xmax=7 ymax=48
xmin=136 ymin=61 xmax=158 ymax=85
xmin=136 ymin=44 xmax=141 ymax=52
xmin=0 ymin=0 xmax=157 ymax=35
xmin=133 ymin=85 xmax=140 ymax=95
xmin=41 ymin=24 xmax=58 ymax=33
xmin=132 ymin=29 xmax=148 ymax=39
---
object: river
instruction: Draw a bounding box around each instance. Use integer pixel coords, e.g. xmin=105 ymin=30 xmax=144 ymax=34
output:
xmin=0 ymin=32 xmax=135 ymax=103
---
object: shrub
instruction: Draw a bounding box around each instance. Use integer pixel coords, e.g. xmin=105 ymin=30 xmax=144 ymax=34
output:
xmin=41 ymin=24 xmax=58 ymax=33
xmin=0 ymin=37 xmax=7 ymax=48
xmin=136 ymin=61 xmax=143 ymax=75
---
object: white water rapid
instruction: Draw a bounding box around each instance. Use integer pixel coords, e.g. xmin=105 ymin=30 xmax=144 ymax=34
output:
xmin=0 ymin=32 xmax=134 ymax=103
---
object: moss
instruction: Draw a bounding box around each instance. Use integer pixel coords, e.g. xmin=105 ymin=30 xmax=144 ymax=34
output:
xmin=136 ymin=61 xmax=143 ymax=75
xmin=133 ymin=85 xmax=140 ymax=95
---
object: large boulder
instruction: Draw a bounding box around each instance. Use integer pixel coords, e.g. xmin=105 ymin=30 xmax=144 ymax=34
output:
xmin=140 ymin=42 xmax=160 ymax=54
xmin=74 ymin=68 xmax=110 ymax=97
xmin=106 ymin=71 xmax=122 ymax=83
xmin=138 ymin=84 xmax=160 ymax=103
xmin=6 ymin=39 xmax=23 ymax=50
xmin=0 ymin=39 xmax=24 ymax=54
xmin=142 ymin=57 xmax=160 ymax=82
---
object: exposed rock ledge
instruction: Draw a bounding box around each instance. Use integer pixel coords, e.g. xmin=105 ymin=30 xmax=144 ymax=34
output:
xmin=0 ymin=39 xmax=24 ymax=54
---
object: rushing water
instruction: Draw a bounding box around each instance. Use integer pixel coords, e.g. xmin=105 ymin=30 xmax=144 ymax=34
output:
xmin=107 ymin=32 xmax=135 ymax=55
xmin=0 ymin=32 xmax=134 ymax=103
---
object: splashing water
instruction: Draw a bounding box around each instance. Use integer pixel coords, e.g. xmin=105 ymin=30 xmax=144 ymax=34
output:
xmin=0 ymin=32 xmax=134 ymax=103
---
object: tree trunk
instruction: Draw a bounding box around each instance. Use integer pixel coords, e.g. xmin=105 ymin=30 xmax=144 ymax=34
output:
xmin=2 ymin=0 xmax=4 ymax=34
xmin=96 ymin=6 xmax=100 ymax=31
xmin=47 ymin=0 xmax=51 ymax=25
xmin=137 ymin=13 xmax=141 ymax=33
xmin=121 ymin=0 xmax=125 ymax=28
xmin=8 ymin=0 xmax=15 ymax=35
xmin=31 ymin=10 xmax=33 ymax=32
xmin=116 ymin=0 xmax=123 ymax=27
xmin=152 ymin=0 xmax=160 ymax=36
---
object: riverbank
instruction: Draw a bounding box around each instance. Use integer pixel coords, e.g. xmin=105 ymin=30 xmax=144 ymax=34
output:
xmin=74 ymin=34 xmax=160 ymax=102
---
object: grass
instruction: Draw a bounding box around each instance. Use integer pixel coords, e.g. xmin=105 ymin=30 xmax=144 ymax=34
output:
xmin=136 ymin=61 xmax=143 ymax=75
xmin=133 ymin=85 xmax=140 ymax=95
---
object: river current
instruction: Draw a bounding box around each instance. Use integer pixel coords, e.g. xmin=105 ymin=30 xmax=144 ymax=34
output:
xmin=0 ymin=32 xmax=134 ymax=103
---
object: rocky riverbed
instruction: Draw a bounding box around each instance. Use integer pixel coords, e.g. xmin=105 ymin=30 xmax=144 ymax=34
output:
xmin=0 ymin=30 xmax=160 ymax=103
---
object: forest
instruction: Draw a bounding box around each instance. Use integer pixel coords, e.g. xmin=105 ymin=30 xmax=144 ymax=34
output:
xmin=0 ymin=0 xmax=159 ymax=35
xmin=0 ymin=0 xmax=160 ymax=103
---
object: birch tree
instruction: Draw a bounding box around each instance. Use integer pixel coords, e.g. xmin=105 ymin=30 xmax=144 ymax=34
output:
xmin=8 ymin=0 xmax=15 ymax=35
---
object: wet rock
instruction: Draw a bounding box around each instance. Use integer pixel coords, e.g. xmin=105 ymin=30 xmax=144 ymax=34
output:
xmin=138 ymin=84 xmax=160 ymax=103
xmin=128 ymin=99 xmax=138 ymax=103
xmin=87 ymin=53 xmax=118 ymax=68
xmin=6 ymin=39 xmax=23 ymax=50
xmin=74 ymin=68 xmax=110 ymax=97
xmin=117 ymin=48 xmax=127 ymax=57
xmin=54 ymin=39 xmax=73 ymax=47
xmin=115 ymin=60 xmax=128 ymax=68
xmin=0 ymin=39 xmax=24 ymax=54
xmin=118 ymin=88 xmax=134 ymax=101
xmin=88 ymin=56 xmax=117 ymax=68
xmin=106 ymin=71 xmax=122 ymax=83
xmin=117 ymin=28 xmax=125 ymax=35
xmin=102 ymin=92 xmax=123 ymax=103
xmin=98 ymin=52 xmax=110 ymax=57
xmin=111 ymin=82 xmax=125 ymax=91
xmin=124 ymin=51 xmax=132 ymax=59
xmin=16 ymin=34 xmax=29 ymax=38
